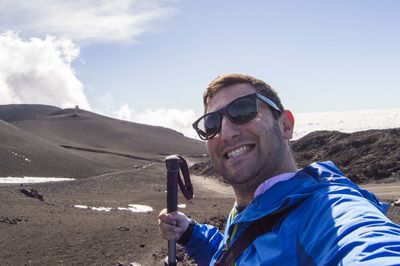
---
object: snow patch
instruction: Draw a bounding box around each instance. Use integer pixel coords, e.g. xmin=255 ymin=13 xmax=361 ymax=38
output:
xmin=0 ymin=177 xmax=75 ymax=184
xmin=74 ymin=205 xmax=88 ymax=209
xmin=10 ymin=151 xmax=31 ymax=162
xmin=91 ymin=207 xmax=112 ymax=212
xmin=75 ymin=204 xmax=153 ymax=213
xmin=117 ymin=204 xmax=153 ymax=213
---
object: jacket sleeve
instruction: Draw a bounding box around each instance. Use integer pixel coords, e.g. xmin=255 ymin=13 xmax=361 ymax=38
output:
xmin=296 ymin=186 xmax=400 ymax=265
xmin=183 ymin=223 xmax=224 ymax=266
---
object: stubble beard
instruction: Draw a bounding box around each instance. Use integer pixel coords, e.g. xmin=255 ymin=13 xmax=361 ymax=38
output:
xmin=220 ymin=124 xmax=286 ymax=192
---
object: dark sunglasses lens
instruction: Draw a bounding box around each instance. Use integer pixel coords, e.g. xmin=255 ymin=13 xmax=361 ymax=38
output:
xmin=227 ymin=97 xmax=257 ymax=123
xmin=196 ymin=113 xmax=221 ymax=139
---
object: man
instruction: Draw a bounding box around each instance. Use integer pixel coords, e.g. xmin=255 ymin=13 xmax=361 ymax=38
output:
xmin=158 ymin=73 xmax=400 ymax=265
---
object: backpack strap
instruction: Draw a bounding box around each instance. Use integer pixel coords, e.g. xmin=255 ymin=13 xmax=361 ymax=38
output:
xmin=215 ymin=206 xmax=294 ymax=266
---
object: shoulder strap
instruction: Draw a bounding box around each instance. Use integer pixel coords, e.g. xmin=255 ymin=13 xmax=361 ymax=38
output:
xmin=215 ymin=206 xmax=294 ymax=266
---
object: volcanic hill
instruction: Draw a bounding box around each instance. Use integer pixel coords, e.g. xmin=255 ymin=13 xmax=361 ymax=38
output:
xmin=0 ymin=104 xmax=207 ymax=178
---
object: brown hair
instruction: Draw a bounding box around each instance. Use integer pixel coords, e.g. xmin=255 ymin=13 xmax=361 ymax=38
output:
xmin=203 ymin=73 xmax=284 ymax=116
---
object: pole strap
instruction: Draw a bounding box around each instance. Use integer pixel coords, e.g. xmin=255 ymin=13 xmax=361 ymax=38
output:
xmin=176 ymin=156 xmax=193 ymax=200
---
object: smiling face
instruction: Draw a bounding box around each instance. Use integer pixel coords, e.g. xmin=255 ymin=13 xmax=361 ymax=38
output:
xmin=206 ymin=83 xmax=292 ymax=192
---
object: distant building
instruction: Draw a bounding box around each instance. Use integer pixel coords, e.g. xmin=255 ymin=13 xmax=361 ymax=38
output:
xmin=73 ymin=105 xmax=79 ymax=117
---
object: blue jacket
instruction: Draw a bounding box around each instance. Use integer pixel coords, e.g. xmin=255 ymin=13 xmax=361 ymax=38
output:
xmin=184 ymin=162 xmax=400 ymax=265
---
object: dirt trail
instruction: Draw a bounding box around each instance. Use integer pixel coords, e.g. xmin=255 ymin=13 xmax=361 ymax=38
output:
xmin=360 ymin=183 xmax=400 ymax=200
xmin=185 ymin=157 xmax=234 ymax=199
xmin=190 ymin=174 xmax=400 ymax=202
xmin=190 ymin=174 xmax=233 ymax=198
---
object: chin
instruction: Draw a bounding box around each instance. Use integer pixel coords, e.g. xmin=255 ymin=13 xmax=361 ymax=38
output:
xmin=222 ymin=170 xmax=253 ymax=185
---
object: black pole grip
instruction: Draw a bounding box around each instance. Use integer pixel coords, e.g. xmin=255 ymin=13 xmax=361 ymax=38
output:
xmin=165 ymin=155 xmax=180 ymax=266
xmin=166 ymin=155 xmax=180 ymax=213
xmin=165 ymin=155 xmax=194 ymax=266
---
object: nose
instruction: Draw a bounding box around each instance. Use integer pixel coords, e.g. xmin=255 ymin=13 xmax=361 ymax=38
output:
xmin=218 ymin=115 xmax=241 ymax=140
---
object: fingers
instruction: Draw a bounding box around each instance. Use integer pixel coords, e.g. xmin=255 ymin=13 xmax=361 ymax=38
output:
xmin=158 ymin=208 xmax=177 ymax=225
xmin=158 ymin=220 xmax=183 ymax=240
xmin=158 ymin=209 xmax=190 ymax=241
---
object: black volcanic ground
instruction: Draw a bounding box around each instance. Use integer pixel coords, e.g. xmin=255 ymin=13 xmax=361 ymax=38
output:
xmin=0 ymin=104 xmax=399 ymax=265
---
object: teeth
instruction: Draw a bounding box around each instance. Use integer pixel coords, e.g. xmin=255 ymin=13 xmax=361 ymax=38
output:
xmin=227 ymin=146 xmax=250 ymax=158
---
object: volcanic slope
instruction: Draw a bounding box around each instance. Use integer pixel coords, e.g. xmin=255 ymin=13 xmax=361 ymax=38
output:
xmin=0 ymin=104 xmax=60 ymax=122
xmin=0 ymin=119 xmax=111 ymax=178
xmin=11 ymin=107 xmax=206 ymax=158
xmin=1 ymin=104 xmax=207 ymax=178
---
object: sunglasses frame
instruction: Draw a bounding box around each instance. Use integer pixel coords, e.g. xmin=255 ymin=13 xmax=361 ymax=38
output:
xmin=192 ymin=93 xmax=282 ymax=140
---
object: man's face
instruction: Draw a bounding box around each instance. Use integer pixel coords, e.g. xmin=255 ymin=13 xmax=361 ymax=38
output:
xmin=206 ymin=83 xmax=287 ymax=189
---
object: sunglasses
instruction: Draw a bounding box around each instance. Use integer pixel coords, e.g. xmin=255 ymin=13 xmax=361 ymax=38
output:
xmin=192 ymin=93 xmax=282 ymax=140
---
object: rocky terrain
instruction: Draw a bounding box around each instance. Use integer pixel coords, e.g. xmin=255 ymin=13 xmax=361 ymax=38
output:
xmin=292 ymin=129 xmax=400 ymax=183
xmin=191 ymin=128 xmax=400 ymax=184
xmin=0 ymin=104 xmax=399 ymax=265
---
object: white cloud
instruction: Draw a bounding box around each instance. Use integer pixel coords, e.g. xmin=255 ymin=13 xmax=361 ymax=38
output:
xmin=111 ymin=101 xmax=197 ymax=138
xmin=0 ymin=0 xmax=176 ymax=44
xmin=293 ymin=109 xmax=400 ymax=140
xmin=0 ymin=0 xmax=179 ymax=112
xmin=115 ymin=103 xmax=133 ymax=121
xmin=95 ymin=92 xmax=116 ymax=114
xmin=133 ymin=108 xmax=197 ymax=138
xmin=0 ymin=31 xmax=90 ymax=109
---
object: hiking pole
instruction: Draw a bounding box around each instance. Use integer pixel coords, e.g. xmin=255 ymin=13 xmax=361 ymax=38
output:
xmin=164 ymin=155 xmax=194 ymax=266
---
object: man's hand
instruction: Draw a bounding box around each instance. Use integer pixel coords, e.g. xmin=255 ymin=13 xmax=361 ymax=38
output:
xmin=158 ymin=208 xmax=190 ymax=241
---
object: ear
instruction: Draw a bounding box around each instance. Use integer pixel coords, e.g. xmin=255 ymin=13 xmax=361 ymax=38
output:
xmin=279 ymin=110 xmax=295 ymax=140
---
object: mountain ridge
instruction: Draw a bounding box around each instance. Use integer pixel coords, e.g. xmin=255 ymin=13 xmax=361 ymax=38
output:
xmin=0 ymin=104 xmax=207 ymax=178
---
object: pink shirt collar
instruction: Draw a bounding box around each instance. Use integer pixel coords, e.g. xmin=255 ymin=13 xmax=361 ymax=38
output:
xmin=254 ymin=172 xmax=297 ymax=198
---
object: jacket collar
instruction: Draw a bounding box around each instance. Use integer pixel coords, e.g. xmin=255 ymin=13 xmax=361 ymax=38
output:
xmin=228 ymin=161 xmax=384 ymax=225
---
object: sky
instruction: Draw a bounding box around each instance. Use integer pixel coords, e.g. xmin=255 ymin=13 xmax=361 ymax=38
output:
xmin=0 ymin=0 xmax=399 ymax=138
